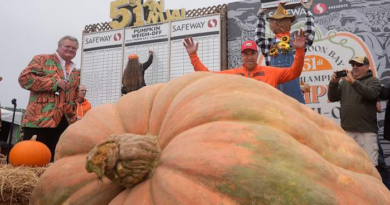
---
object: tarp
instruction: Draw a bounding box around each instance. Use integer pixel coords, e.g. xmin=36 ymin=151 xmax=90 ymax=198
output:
xmin=1 ymin=108 xmax=23 ymax=125
xmin=1 ymin=109 xmax=23 ymax=144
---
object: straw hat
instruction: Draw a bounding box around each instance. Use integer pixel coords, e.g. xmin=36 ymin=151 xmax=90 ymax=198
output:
xmin=267 ymin=3 xmax=296 ymax=22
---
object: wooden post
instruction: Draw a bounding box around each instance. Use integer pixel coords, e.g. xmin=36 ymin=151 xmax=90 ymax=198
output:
xmin=220 ymin=6 xmax=228 ymax=71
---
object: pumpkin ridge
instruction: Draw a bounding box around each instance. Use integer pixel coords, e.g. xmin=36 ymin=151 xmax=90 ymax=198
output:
xmin=149 ymin=72 xmax=215 ymax=136
xmin=116 ymin=83 xmax=163 ymax=135
xmin=143 ymin=82 xmax=168 ymax=135
xmin=55 ymin=103 xmax=127 ymax=160
xmin=31 ymin=155 xmax=124 ymax=205
xmin=150 ymin=165 xmax=241 ymax=204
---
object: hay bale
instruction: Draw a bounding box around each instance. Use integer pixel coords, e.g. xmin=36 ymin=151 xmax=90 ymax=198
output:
xmin=0 ymin=154 xmax=48 ymax=205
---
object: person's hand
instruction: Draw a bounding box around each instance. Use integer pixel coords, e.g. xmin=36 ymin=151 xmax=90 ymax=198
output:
xmin=331 ymin=70 xmax=342 ymax=83
xmin=301 ymin=0 xmax=313 ymax=9
xmin=58 ymin=79 xmax=68 ymax=90
xmin=183 ymin=37 xmax=199 ymax=55
xmin=149 ymin=50 xmax=153 ymax=55
xmin=291 ymin=29 xmax=306 ymax=49
xmin=301 ymin=83 xmax=311 ymax=93
xmin=342 ymin=69 xmax=355 ymax=84
xmin=377 ymin=100 xmax=382 ymax=113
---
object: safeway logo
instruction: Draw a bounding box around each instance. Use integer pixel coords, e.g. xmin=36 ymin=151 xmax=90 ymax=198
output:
xmin=114 ymin=33 xmax=122 ymax=41
xmin=208 ymin=19 xmax=218 ymax=28
xmin=313 ymin=3 xmax=327 ymax=15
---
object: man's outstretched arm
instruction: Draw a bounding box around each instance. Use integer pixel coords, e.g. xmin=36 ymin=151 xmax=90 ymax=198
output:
xmin=183 ymin=37 xmax=209 ymax=71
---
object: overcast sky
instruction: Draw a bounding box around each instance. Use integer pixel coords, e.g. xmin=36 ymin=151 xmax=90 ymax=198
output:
xmin=0 ymin=0 xmax=240 ymax=109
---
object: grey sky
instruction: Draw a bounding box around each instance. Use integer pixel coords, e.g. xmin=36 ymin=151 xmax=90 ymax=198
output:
xmin=0 ymin=0 xmax=240 ymax=109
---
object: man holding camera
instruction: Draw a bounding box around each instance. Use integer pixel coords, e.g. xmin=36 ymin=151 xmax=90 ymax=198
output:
xmin=328 ymin=56 xmax=381 ymax=167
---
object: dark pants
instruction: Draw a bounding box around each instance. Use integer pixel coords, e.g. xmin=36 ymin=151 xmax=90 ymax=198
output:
xmin=23 ymin=117 xmax=69 ymax=162
xmin=0 ymin=121 xmax=12 ymax=142
xmin=377 ymin=136 xmax=390 ymax=190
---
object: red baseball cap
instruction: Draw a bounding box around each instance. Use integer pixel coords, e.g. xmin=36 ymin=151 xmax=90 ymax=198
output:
xmin=241 ymin=40 xmax=258 ymax=52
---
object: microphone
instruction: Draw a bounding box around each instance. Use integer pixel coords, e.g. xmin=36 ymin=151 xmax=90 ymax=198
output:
xmin=11 ymin=98 xmax=17 ymax=106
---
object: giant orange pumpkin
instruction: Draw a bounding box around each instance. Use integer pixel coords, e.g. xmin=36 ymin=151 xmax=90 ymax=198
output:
xmin=9 ymin=135 xmax=51 ymax=166
xmin=31 ymin=72 xmax=390 ymax=204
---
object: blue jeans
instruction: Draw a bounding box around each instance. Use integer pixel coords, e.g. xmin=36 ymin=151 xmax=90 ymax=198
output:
xmin=270 ymin=50 xmax=305 ymax=104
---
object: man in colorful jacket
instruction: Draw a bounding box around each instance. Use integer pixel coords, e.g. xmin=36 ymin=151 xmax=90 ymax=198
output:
xmin=183 ymin=29 xmax=307 ymax=88
xmin=76 ymin=84 xmax=92 ymax=120
xmin=18 ymin=35 xmax=80 ymax=161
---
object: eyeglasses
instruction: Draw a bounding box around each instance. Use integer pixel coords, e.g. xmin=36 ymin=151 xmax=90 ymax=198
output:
xmin=350 ymin=63 xmax=365 ymax=67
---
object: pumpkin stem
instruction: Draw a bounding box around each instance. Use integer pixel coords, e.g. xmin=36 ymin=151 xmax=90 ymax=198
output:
xmin=86 ymin=133 xmax=160 ymax=188
xmin=31 ymin=135 xmax=38 ymax=141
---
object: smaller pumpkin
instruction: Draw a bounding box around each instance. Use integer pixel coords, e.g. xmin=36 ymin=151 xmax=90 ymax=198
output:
xmin=9 ymin=135 xmax=51 ymax=166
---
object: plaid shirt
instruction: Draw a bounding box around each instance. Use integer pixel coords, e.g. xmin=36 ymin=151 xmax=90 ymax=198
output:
xmin=255 ymin=9 xmax=315 ymax=66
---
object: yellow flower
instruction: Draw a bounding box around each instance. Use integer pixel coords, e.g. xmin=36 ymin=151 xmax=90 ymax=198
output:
xmin=270 ymin=47 xmax=278 ymax=56
xmin=278 ymin=42 xmax=289 ymax=49
xmin=281 ymin=36 xmax=289 ymax=42
xmin=278 ymin=42 xmax=291 ymax=53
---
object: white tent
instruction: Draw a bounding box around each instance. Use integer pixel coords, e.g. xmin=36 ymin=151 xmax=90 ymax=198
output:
xmin=1 ymin=108 xmax=23 ymax=125
xmin=1 ymin=108 xmax=23 ymax=143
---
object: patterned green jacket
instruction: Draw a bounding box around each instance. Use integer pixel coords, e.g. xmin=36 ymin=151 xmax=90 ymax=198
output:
xmin=18 ymin=53 xmax=80 ymax=128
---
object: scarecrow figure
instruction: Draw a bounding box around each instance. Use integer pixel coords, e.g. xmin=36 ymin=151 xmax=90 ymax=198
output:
xmin=255 ymin=0 xmax=315 ymax=103
xmin=121 ymin=51 xmax=153 ymax=94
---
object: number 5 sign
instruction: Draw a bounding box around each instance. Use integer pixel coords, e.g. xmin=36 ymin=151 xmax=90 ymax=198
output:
xmin=109 ymin=0 xmax=186 ymax=29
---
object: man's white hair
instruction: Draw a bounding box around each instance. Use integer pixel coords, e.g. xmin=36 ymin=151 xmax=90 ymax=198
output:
xmin=58 ymin=35 xmax=79 ymax=49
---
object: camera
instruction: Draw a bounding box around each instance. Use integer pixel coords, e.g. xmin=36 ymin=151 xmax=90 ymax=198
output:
xmin=335 ymin=70 xmax=347 ymax=78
